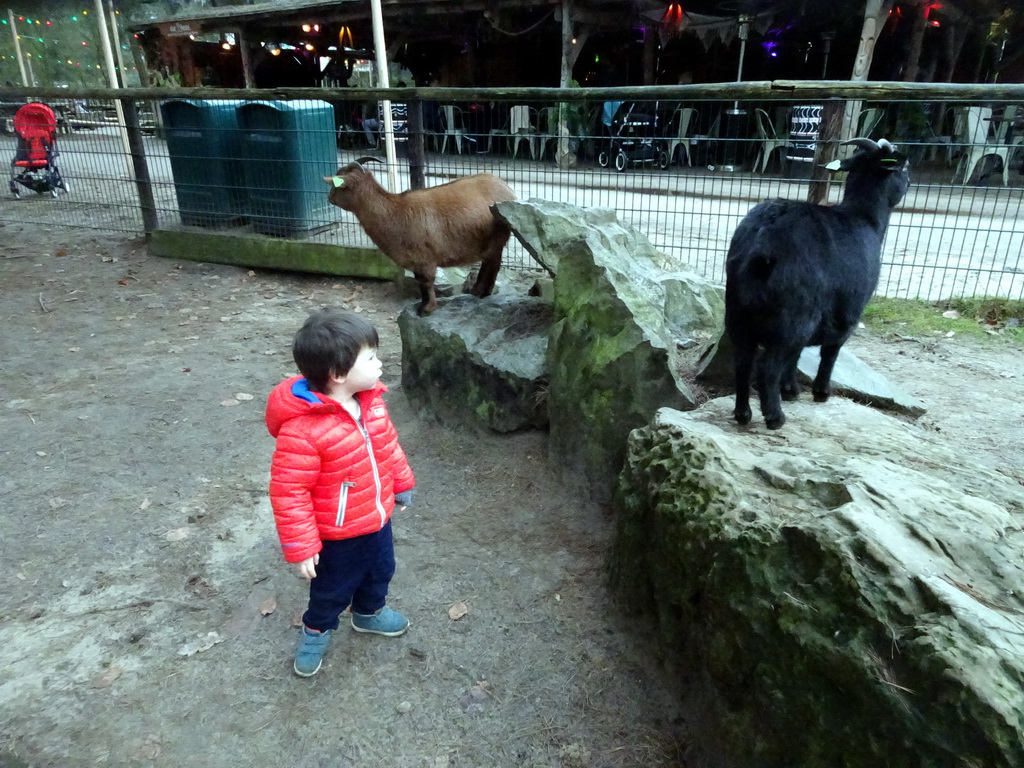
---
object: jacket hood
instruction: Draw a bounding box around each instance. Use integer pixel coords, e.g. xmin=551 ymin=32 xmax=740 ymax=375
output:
xmin=265 ymin=375 xmax=387 ymax=437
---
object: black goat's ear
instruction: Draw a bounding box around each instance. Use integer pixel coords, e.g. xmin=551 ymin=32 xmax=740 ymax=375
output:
xmin=824 ymin=157 xmax=854 ymax=172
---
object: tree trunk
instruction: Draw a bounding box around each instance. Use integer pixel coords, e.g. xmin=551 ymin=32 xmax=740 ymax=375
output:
xmin=903 ymin=0 xmax=928 ymax=82
xmin=843 ymin=0 xmax=895 ymax=142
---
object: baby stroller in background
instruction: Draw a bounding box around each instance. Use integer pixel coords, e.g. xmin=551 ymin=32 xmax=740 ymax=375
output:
xmin=9 ymin=102 xmax=69 ymax=198
xmin=597 ymin=101 xmax=669 ymax=172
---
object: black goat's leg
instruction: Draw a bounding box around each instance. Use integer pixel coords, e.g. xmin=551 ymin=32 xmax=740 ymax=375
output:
xmin=732 ymin=338 xmax=756 ymax=426
xmin=757 ymin=346 xmax=796 ymax=430
xmin=413 ymin=267 xmax=438 ymax=316
xmin=779 ymin=347 xmax=803 ymax=401
xmin=813 ymin=343 xmax=842 ymax=402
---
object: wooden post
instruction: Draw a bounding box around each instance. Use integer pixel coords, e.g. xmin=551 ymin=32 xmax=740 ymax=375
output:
xmin=643 ymin=25 xmax=656 ymax=86
xmin=808 ymin=100 xmax=844 ymax=205
xmin=7 ymin=10 xmax=29 ymax=88
xmin=407 ymin=99 xmax=425 ymax=191
xmin=120 ymin=97 xmax=158 ymax=235
xmin=556 ymin=0 xmax=587 ymax=170
xmin=237 ymin=28 xmax=254 ymax=89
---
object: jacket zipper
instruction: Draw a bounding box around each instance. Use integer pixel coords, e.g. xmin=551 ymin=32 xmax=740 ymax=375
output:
xmin=335 ymin=481 xmax=355 ymax=527
xmin=354 ymin=412 xmax=387 ymax=525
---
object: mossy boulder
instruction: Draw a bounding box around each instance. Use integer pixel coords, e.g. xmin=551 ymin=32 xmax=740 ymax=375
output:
xmin=612 ymin=397 xmax=1024 ymax=767
xmin=497 ymin=199 xmax=723 ymax=499
xmin=398 ymin=293 xmax=550 ymax=432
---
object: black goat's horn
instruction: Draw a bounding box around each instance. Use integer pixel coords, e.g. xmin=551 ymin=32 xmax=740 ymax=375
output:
xmin=356 ymin=156 xmax=385 ymax=164
xmin=840 ymin=137 xmax=880 ymax=152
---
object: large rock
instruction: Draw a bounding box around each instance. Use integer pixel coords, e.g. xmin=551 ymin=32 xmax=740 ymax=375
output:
xmin=398 ymin=293 xmax=551 ymax=432
xmin=497 ymin=199 xmax=724 ymax=498
xmin=612 ymin=397 xmax=1024 ymax=768
xmin=699 ymin=334 xmax=926 ymax=418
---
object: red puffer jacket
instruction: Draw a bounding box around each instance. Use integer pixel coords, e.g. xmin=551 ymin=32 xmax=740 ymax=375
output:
xmin=266 ymin=376 xmax=415 ymax=563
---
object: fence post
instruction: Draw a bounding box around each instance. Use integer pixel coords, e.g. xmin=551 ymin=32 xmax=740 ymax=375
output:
xmin=808 ymin=99 xmax=844 ymax=206
xmin=407 ymin=98 xmax=425 ymax=191
xmin=120 ymin=97 xmax=158 ymax=236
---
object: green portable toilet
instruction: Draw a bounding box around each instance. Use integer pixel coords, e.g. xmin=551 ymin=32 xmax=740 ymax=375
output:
xmin=236 ymin=100 xmax=336 ymax=237
xmin=160 ymin=99 xmax=247 ymax=227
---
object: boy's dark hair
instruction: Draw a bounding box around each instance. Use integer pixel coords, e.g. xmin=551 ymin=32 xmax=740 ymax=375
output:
xmin=292 ymin=308 xmax=379 ymax=392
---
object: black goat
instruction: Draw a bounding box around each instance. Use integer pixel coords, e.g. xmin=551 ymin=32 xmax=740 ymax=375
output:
xmin=725 ymin=137 xmax=910 ymax=429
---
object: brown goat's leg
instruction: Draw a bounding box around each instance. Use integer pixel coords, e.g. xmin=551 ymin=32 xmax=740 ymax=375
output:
xmin=470 ymin=239 xmax=506 ymax=298
xmin=413 ymin=268 xmax=438 ymax=316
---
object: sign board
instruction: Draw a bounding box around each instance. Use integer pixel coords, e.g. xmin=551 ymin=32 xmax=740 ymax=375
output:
xmin=161 ymin=20 xmax=201 ymax=38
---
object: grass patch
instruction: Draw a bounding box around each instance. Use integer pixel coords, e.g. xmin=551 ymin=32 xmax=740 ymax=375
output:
xmin=863 ymin=297 xmax=1024 ymax=342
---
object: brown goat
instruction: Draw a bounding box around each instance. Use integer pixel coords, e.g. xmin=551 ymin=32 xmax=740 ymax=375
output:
xmin=323 ymin=160 xmax=516 ymax=315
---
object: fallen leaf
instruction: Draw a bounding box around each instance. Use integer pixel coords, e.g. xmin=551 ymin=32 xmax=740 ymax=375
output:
xmin=91 ymin=666 xmax=122 ymax=688
xmin=182 ymin=367 xmax=191 ymax=373
xmin=448 ymin=601 xmax=469 ymax=621
xmin=247 ymin=270 xmax=255 ymax=277
xmin=36 ymin=451 xmax=47 ymax=457
xmin=221 ymin=399 xmax=239 ymax=407
xmin=16 ymin=573 xmax=25 ymax=580
xmin=165 ymin=527 xmax=189 ymax=542
xmin=234 ymin=392 xmax=254 ymax=401
xmin=259 ymin=596 xmax=277 ymax=616
xmin=117 ymin=280 xmax=128 ymax=286
xmin=49 ymin=497 xmax=68 ymax=509
xmin=68 ymin=347 xmax=80 ymax=353
xmin=942 ymin=309 xmax=960 ymax=319
xmin=55 ymin=249 xmax=67 ymax=257
xmin=139 ymin=498 xmax=151 ymax=510
xmin=177 ymin=631 xmax=225 ymax=656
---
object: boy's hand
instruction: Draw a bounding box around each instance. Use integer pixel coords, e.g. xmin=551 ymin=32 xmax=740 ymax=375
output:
xmin=295 ymin=554 xmax=319 ymax=580
xmin=395 ymin=489 xmax=415 ymax=510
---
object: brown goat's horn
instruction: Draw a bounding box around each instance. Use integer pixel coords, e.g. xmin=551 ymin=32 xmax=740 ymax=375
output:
xmin=840 ymin=137 xmax=881 ymax=152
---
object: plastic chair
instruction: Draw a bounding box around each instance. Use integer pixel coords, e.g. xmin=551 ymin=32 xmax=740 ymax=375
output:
xmin=753 ymin=108 xmax=789 ymax=173
xmin=666 ymin=106 xmax=697 ymax=166
xmin=537 ymin=106 xmax=558 ymax=160
xmin=510 ymin=105 xmax=538 ymax=159
xmin=856 ymin=107 xmax=883 ymax=138
xmin=954 ymin=106 xmax=1016 ymax=185
xmin=439 ymin=105 xmax=465 ymax=154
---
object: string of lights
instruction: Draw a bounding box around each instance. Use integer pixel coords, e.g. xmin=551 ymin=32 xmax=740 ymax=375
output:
xmin=1 ymin=9 xmax=137 ymax=76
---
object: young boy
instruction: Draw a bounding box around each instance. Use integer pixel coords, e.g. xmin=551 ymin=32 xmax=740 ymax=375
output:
xmin=266 ymin=308 xmax=415 ymax=677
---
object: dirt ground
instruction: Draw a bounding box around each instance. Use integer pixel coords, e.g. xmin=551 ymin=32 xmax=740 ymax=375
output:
xmin=1 ymin=222 xmax=1022 ymax=768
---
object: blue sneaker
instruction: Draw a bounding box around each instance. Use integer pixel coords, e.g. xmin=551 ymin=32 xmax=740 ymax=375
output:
xmin=351 ymin=606 xmax=409 ymax=637
xmin=293 ymin=626 xmax=331 ymax=677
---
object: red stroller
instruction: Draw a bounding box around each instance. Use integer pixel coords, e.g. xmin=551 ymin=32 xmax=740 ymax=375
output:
xmin=9 ymin=102 xmax=68 ymax=198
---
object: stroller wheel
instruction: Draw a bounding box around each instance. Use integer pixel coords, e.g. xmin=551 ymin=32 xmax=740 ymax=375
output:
xmin=614 ymin=152 xmax=628 ymax=172
xmin=50 ymin=188 xmax=59 ymax=198
xmin=598 ymin=150 xmax=610 ymax=168
xmin=9 ymin=182 xmax=19 ymax=198
xmin=657 ymin=149 xmax=671 ymax=170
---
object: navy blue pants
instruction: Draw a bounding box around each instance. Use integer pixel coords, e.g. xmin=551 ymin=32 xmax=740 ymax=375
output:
xmin=303 ymin=521 xmax=396 ymax=632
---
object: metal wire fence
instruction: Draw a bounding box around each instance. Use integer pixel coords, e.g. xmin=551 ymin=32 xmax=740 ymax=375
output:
xmin=2 ymin=84 xmax=1023 ymax=300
